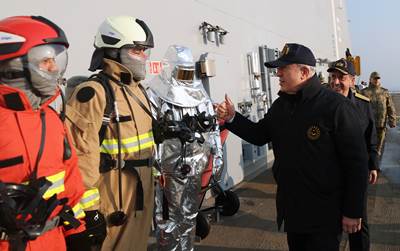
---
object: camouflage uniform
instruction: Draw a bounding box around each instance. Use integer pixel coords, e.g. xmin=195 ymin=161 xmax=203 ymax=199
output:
xmin=361 ymin=72 xmax=396 ymax=156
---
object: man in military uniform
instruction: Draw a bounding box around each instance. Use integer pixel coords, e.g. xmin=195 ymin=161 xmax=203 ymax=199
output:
xmin=216 ymin=43 xmax=369 ymax=251
xmin=328 ymin=58 xmax=379 ymax=251
xmin=361 ymin=71 xmax=397 ymax=157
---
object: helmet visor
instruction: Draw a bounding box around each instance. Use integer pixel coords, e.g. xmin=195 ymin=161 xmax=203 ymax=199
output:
xmin=174 ymin=66 xmax=195 ymax=81
xmin=123 ymin=45 xmax=151 ymax=61
xmin=27 ymin=44 xmax=68 ymax=81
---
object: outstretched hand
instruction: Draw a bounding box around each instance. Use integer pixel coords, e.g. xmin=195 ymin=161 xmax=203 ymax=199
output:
xmin=215 ymin=94 xmax=236 ymax=122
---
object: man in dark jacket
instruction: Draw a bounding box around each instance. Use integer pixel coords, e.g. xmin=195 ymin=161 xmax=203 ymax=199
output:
xmin=328 ymin=58 xmax=379 ymax=251
xmin=216 ymin=43 xmax=369 ymax=251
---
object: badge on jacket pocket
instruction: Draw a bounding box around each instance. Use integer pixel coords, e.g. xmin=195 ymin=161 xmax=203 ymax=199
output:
xmin=306 ymin=125 xmax=321 ymax=140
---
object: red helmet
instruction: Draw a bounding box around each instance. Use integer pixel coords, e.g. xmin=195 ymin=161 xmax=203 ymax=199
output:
xmin=0 ymin=16 xmax=69 ymax=62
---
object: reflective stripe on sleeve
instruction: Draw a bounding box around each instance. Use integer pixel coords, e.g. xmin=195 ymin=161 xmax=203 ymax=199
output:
xmin=43 ymin=171 xmax=65 ymax=199
xmin=72 ymin=202 xmax=85 ymax=219
xmin=80 ymin=188 xmax=100 ymax=209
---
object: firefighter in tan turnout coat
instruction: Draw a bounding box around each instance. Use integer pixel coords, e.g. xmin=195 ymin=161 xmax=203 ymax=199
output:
xmin=65 ymin=16 xmax=155 ymax=251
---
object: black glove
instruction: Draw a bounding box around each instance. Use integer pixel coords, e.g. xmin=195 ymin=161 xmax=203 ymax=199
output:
xmin=66 ymin=210 xmax=107 ymax=251
xmin=152 ymin=119 xmax=164 ymax=144
xmin=196 ymin=111 xmax=216 ymax=132
xmin=65 ymin=231 xmax=92 ymax=251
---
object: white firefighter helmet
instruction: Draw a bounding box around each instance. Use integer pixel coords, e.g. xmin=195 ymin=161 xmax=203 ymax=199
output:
xmin=94 ymin=16 xmax=154 ymax=49
xmin=89 ymin=16 xmax=154 ymax=72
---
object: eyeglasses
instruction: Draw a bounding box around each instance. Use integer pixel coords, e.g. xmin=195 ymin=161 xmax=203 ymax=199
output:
xmin=126 ymin=45 xmax=151 ymax=58
xmin=330 ymin=73 xmax=350 ymax=82
xmin=131 ymin=45 xmax=149 ymax=52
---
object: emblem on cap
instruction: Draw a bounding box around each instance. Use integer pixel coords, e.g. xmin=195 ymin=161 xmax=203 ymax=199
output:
xmin=336 ymin=61 xmax=344 ymax=67
xmin=307 ymin=125 xmax=320 ymax=140
xmin=282 ymin=44 xmax=290 ymax=55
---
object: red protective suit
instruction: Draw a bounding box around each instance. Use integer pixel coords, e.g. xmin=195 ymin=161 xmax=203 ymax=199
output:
xmin=0 ymin=84 xmax=85 ymax=251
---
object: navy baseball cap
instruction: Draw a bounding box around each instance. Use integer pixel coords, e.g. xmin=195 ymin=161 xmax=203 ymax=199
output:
xmin=265 ymin=43 xmax=316 ymax=68
xmin=327 ymin=58 xmax=355 ymax=76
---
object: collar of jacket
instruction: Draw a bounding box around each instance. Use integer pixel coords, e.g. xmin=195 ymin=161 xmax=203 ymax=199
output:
xmin=368 ymin=83 xmax=380 ymax=89
xmin=102 ymin=58 xmax=139 ymax=87
xmin=347 ymin=88 xmax=356 ymax=103
xmin=278 ymin=74 xmax=321 ymax=103
xmin=0 ymin=84 xmax=60 ymax=111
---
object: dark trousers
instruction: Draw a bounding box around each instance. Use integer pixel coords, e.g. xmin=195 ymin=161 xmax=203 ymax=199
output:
xmin=287 ymin=232 xmax=342 ymax=251
xmin=348 ymin=191 xmax=370 ymax=251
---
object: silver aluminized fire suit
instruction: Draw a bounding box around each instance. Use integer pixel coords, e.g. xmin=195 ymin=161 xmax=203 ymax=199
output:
xmin=147 ymin=45 xmax=223 ymax=251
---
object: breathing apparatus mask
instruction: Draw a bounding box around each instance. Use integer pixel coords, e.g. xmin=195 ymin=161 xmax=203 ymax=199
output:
xmin=120 ymin=45 xmax=151 ymax=81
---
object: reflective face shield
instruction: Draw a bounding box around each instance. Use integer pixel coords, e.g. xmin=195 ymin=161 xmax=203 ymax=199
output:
xmin=27 ymin=44 xmax=68 ymax=81
xmin=174 ymin=65 xmax=195 ymax=82
xmin=159 ymin=45 xmax=197 ymax=85
xmin=120 ymin=44 xmax=152 ymax=81
xmin=26 ymin=44 xmax=68 ymax=96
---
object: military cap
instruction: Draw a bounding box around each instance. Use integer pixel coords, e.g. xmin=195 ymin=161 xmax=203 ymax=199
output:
xmin=327 ymin=58 xmax=355 ymax=76
xmin=265 ymin=43 xmax=316 ymax=68
xmin=370 ymin=71 xmax=380 ymax=79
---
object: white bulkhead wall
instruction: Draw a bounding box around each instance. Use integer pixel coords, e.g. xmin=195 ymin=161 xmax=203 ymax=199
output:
xmin=1 ymin=0 xmax=351 ymax=189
